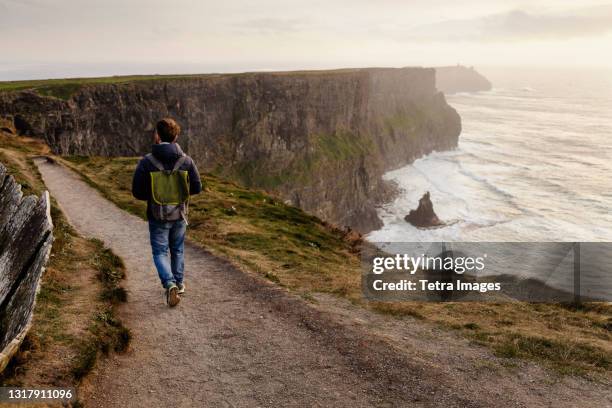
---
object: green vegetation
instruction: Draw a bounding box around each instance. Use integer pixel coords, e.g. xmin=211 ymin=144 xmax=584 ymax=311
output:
xmin=384 ymin=111 xmax=419 ymax=134
xmin=72 ymin=308 xmax=131 ymax=380
xmin=492 ymin=334 xmax=609 ymax=375
xmin=232 ymin=131 xmax=373 ymax=189
xmin=93 ymin=239 xmax=128 ymax=304
xmin=383 ymin=105 xmax=433 ymax=137
xmin=0 ymin=74 xmax=210 ymax=100
xmin=232 ymin=158 xmax=298 ymax=190
xmin=62 ymin=152 xmax=612 ymax=377
xmin=0 ymin=68 xmax=369 ymax=100
xmin=0 ymin=133 xmax=129 ymax=394
xmin=315 ymin=131 xmax=372 ymax=161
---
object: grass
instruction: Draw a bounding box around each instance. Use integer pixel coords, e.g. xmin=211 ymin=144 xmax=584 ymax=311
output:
xmin=384 ymin=111 xmax=420 ymax=135
xmin=0 ymin=68 xmax=384 ymax=100
xmin=60 ymin=150 xmax=612 ymax=378
xmin=231 ymin=131 xmax=373 ymax=190
xmin=0 ymin=74 xmax=210 ymax=100
xmin=493 ymin=333 xmax=610 ymax=375
xmin=71 ymin=307 xmax=132 ymax=380
xmin=0 ymin=133 xmax=130 ymax=395
xmin=315 ymin=131 xmax=373 ymax=161
xmin=92 ymin=239 xmax=128 ymax=304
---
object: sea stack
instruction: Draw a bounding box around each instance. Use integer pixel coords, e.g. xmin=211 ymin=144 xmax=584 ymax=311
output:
xmin=404 ymin=192 xmax=443 ymax=228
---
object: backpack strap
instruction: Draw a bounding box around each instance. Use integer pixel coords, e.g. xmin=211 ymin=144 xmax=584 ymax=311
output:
xmin=172 ymin=154 xmax=187 ymax=172
xmin=145 ymin=153 xmax=165 ymax=171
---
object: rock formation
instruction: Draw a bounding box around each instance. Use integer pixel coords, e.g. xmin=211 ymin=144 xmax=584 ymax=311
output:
xmin=435 ymin=65 xmax=492 ymax=94
xmin=0 ymin=163 xmax=54 ymax=373
xmin=0 ymin=68 xmax=461 ymax=232
xmin=0 ymin=116 xmax=15 ymax=134
xmin=404 ymin=191 xmax=443 ymax=228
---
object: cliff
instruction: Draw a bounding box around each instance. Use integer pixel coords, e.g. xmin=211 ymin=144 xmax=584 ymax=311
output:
xmin=0 ymin=68 xmax=461 ymax=232
xmin=435 ymin=66 xmax=492 ymax=94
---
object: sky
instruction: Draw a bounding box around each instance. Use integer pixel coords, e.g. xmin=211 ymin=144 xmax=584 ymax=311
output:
xmin=1 ymin=0 xmax=612 ymax=79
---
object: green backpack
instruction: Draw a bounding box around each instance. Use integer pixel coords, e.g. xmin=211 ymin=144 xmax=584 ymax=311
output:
xmin=146 ymin=153 xmax=190 ymax=222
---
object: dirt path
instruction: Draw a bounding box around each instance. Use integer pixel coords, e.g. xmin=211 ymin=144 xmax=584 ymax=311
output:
xmin=35 ymin=159 xmax=610 ymax=408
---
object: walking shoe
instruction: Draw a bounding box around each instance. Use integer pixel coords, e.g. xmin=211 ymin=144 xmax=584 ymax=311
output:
xmin=166 ymin=283 xmax=180 ymax=307
xmin=177 ymin=282 xmax=185 ymax=295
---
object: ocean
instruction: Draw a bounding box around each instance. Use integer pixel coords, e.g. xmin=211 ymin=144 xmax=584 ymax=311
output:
xmin=368 ymin=67 xmax=612 ymax=243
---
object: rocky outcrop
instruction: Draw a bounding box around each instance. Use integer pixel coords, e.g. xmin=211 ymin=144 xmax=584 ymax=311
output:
xmin=404 ymin=192 xmax=442 ymax=228
xmin=0 ymin=116 xmax=15 ymax=134
xmin=0 ymin=68 xmax=461 ymax=231
xmin=0 ymin=163 xmax=53 ymax=373
xmin=435 ymin=66 xmax=492 ymax=94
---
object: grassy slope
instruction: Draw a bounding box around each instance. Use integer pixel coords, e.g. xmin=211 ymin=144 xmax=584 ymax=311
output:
xmin=0 ymin=134 xmax=130 ymax=397
xmin=61 ymin=153 xmax=612 ymax=377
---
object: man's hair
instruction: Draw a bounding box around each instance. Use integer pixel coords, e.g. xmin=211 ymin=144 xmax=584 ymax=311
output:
xmin=156 ymin=118 xmax=181 ymax=143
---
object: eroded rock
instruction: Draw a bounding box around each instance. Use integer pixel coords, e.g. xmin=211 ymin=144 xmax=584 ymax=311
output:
xmin=404 ymin=191 xmax=443 ymax=228
xmin=0 ymin=162 xmax=53 ymax=373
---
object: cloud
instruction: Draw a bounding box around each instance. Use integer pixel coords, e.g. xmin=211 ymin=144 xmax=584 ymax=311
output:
xmin=397 ymin=5 xmax=612 ymax=42
xmin=233 ymin=17 xmax=310 ymax=35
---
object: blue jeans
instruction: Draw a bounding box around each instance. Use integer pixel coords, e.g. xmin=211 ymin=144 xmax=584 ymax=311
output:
xmin=148 ymin=219 xmax=186 ymax=288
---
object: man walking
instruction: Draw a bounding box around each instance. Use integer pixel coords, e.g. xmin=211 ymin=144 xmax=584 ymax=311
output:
xmin=132 ymin=118 xmax=202 ymax=306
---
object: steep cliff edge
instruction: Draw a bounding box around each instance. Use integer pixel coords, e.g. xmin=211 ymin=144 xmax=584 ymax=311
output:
xmin=0 ymin=68 xmax=461 ymax=232
xmin=435 ymin=65 xmax=492 ymax=94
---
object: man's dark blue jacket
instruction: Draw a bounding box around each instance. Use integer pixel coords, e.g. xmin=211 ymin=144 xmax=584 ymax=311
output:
xmin=132 ymin=143 xmax=202 ymax=220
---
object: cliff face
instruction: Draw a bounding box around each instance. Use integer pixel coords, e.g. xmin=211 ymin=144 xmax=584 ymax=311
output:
xmin=435 ymin=66 xmax=492 ymax=94
xmin=0 ymin=68 xmax=461 ymax=232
